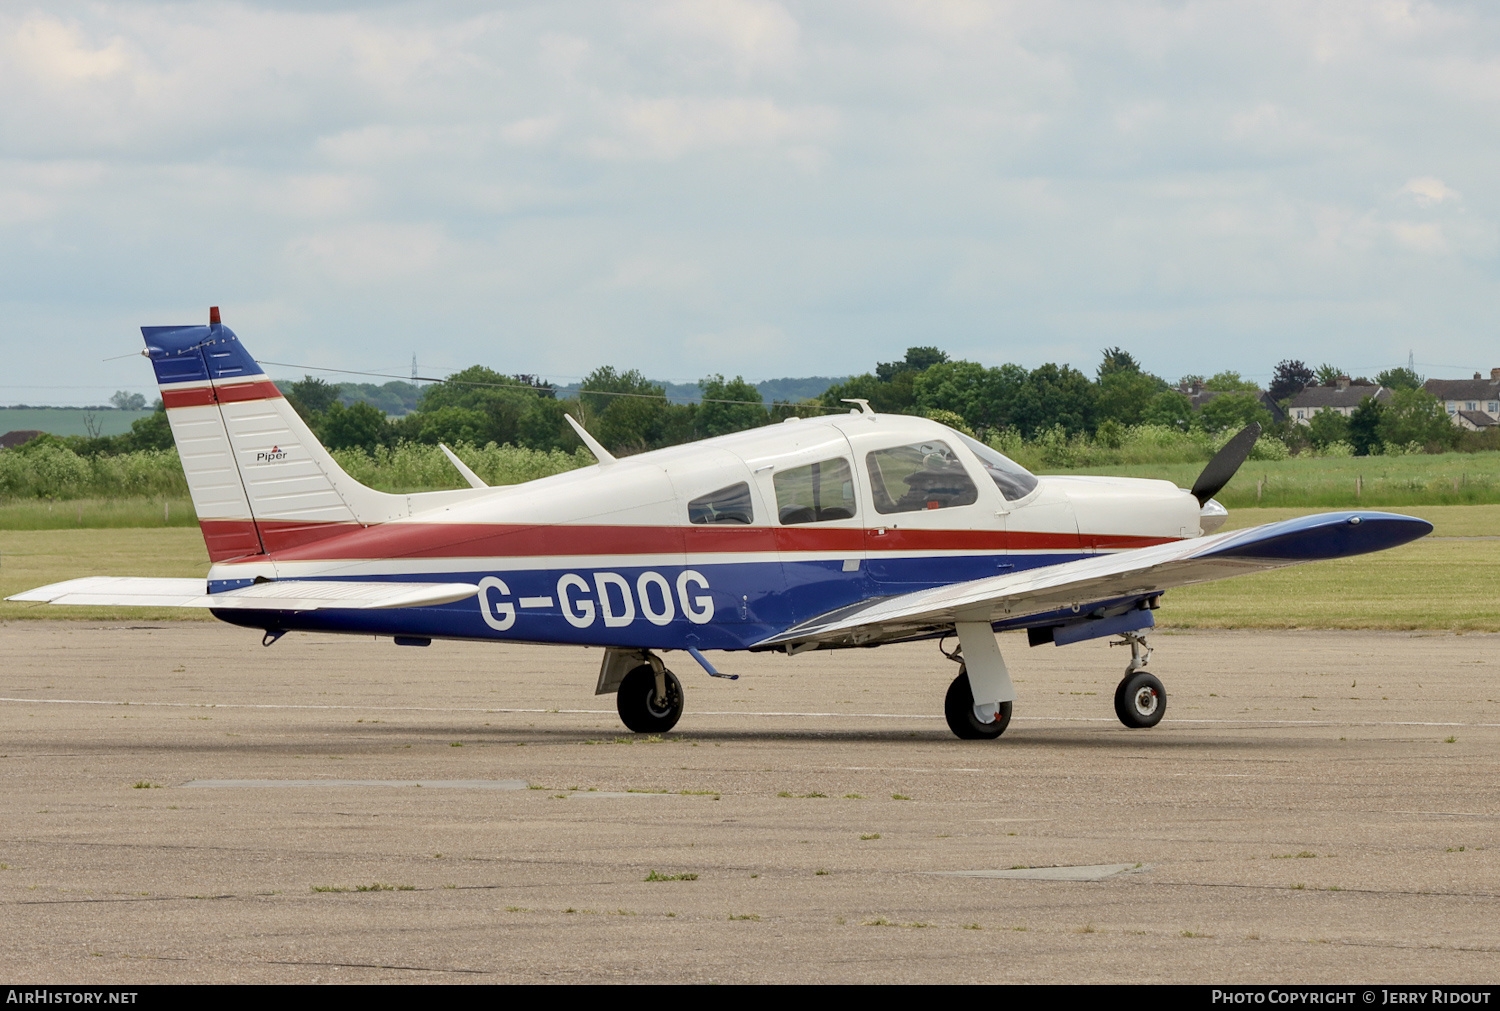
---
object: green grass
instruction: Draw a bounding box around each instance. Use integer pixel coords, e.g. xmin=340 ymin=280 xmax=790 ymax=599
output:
xmin=0 ymin=527 xmax=212 ymax=621
xmin=1054 ymin=452 xmax=1500 ymax=509
xmin=0 ymin=496 xmax=196 ymax=530
xmin=1162 ymin=505 xmax=1500 ymax=630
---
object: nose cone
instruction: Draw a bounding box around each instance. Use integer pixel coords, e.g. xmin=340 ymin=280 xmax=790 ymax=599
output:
xmin=1199 ymin=498 xmax=1228 ymax=534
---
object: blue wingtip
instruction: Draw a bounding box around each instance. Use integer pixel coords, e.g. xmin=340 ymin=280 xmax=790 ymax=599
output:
xmin=1205 ymin=511 xmax=1433 ymax=562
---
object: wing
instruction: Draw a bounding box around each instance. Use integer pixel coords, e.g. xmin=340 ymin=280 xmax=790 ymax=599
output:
xmin=7 ymin=577 xmax=479 ymax=611
xmin=753 ymin=511 xmax=1431 ymax=651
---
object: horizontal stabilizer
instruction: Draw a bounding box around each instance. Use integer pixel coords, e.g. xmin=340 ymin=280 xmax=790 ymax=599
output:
xmin=8 ymin=577 xmax=479 ymax=612
xmin=755 ymin=511 xmax=1432 ymax=651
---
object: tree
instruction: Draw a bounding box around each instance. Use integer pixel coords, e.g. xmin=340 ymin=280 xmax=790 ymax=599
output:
xmin=321 ymin=401 xmax=391 ymax=452
xmin=1377 ymin=388 xmax=1457 ymax=450
xmin=1097 ymin=347 xmax=1142 ymax=380
xmin=117 ymin=407 xmax=174 ymax=452
xmin=696 ymin=375 xmax=767 ymax=438
xmin=1198 ymin=392 xmax=1272 ymax=434
xmin=1268 ymin=360 xmax=1314 ymax=403
xmin=1305 ymin=407 xmax=1351 ymax=450
xmin=1313 ymin=363 xmax=1343 ymax=387
xmin=1007 ymin=363 xmax=1095 ymax=438
xmin=1375 ymin=366 xmax=1424 ymax=392
xmin=911 ymin=360 xmax=997 ymax=431
xmin=110 ymin=390 xmax=147 ymax=411
xmin=1204 ymin=371 xmax=1260 ymax=392
xmin=285 ymin=375 xmax=340 ymax=421
xmin=1096 ymin=370 xmax=1163 ymax=427
xmin=415 ymin=365 xmax=556 ymax=448
xmin=1142 ymin=391 xmax=1194 ymax=432
xmin=875 ymin=346 xmax=948 ymax=382
xmin=1347 ymin=396 xmax=1386 ymax=456
xmin=821 ymin=372 xmax=916 ymax=415
xmin=414 ymin=406 xmax=489 ymax=447
xmin=578 ymin=367 xmax=681 ymax=453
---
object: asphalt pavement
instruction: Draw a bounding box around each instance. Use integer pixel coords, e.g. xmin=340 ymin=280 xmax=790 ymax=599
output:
xmin=1 ymin=621 xmax=1496 ymax=984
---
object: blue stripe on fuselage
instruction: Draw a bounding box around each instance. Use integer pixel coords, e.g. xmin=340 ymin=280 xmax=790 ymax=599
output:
xmin=207 ymin=550 xmax=1095 ymax=649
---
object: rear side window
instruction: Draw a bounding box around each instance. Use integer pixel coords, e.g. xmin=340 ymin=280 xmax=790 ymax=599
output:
xmin=866 ymin=441 xmax=979 ymax=514
xmin=773 ymin=458 xmax=857 ymax=524
xmin=689 ymin=482 xmax=753 ymax=524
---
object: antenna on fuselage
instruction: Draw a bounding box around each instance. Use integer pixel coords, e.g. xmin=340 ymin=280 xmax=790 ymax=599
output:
xmin=438 ymin=443 xmax=488 ymax=488
xmin=564 ymin=413 xmax=618 ymax=465
xmin=841 ymin=398 xmax=874 ymax=416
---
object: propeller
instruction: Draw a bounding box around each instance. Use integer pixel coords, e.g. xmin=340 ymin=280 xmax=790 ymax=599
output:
xmin=1190 ymin=422 xmax=1261 ymax=506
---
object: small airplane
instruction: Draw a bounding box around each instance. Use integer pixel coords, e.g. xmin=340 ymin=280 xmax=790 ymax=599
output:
xmin=12 ymin=310 xmax=1432 ymax=739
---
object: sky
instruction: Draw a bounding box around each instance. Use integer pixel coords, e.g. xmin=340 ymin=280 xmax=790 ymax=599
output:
xmin=2 ymin=0 xmax=1497 ymax=405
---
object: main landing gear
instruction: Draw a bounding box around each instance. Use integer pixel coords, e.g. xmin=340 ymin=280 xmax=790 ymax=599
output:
xmin=940 ymin=621 xmax=1018 ymax=740
xmin=944 ymin=669 xmax=1013 ymax=739
xmin=938 ymin=627 xmax=1167 ymax=739
xmin=598 ymin=648 xmax=685 ymax=733
xmin=1111 ymin=631 xmax=1166 ymax=729
xmin=618 ymin=664 xmax=684 ymax=733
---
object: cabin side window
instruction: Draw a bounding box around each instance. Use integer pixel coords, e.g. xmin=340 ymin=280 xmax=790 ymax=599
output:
xmin=773 ymin=458 xmax=857 ymax=524
xmin=688 ymin=482 xmax=754 ymax=524
xmin=866 ymin=441 xmax=980 ymax=514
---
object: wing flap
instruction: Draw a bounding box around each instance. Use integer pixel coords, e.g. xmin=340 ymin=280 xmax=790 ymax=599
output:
xmin=755 ymin=511 xmax=1431 ymax=649
xmin=7 ymin=577 xmax=478 ymax=611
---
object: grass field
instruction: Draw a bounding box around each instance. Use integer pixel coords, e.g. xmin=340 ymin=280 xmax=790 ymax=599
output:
xmin=0 ymin=528 xmax=212 ymax=622
xmin=0 ymin=496 xmax=196 ymax=529
xmin=1056 ymin=452 xmax=1500 ymax=508
xmin=1 ymin=505 xmax=1495 ymax=629
xmin=0 ymin=407 xmax=155 ymax=437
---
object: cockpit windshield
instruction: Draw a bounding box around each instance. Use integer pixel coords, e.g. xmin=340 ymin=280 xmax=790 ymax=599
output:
xmin=952 ymin=431 xmax=1039 ymax=501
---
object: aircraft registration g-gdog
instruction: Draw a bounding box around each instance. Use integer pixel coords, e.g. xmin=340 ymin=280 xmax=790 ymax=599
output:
xmin=12 ymin=310 xmax=1433 ymax=739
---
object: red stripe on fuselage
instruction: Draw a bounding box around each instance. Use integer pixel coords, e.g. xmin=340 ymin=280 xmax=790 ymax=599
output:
xmin=162 ymin=380 xmax=282 ymax=410
xmin=197 ymin=518 xmax=1178 ymax=564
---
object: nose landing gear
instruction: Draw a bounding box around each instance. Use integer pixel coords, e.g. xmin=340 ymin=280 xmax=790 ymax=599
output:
xmin=1111 ymin=631 xmax=1165 ymax=728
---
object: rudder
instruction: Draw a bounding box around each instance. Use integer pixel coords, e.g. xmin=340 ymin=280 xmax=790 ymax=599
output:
xmin=144 ymin=308 xmax=407 ymax=562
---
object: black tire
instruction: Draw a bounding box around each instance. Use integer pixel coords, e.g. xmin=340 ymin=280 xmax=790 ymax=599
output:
xmin=617 ymin=665 xmax=684 ymax=733
xmin=1114 ymin=671 xmax=1166 ymax=728
xmin=943 ymin=668 xmax=1012 ymax=740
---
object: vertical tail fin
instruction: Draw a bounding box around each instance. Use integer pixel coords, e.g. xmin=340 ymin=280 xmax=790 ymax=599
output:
xmin=145 ymin=309 xmax=407 ymax=562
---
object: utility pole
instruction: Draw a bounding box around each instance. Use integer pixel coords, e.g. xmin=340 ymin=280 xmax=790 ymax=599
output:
xmin=411 ymin=354 xmax=418 ymax=384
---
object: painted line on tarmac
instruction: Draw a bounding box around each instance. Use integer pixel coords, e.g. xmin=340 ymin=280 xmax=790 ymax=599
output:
xmin=2 ymin=696 xmax=1498 ymax=727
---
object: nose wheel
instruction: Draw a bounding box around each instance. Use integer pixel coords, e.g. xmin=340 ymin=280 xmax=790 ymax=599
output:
xmin=1112 ymin=632 xmax=1165 ymax=728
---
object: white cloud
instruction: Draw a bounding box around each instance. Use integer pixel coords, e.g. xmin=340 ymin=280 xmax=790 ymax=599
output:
xmin=2 ymin=0 xmax=1500 ymax=403
xmin=1400 ymin=176 xmax=1459 ymax=207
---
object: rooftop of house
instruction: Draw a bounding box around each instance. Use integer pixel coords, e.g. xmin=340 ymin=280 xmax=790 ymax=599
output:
xmin=1287 ymin=381 xmax=1390 ymax=410
xmin=1425 ymin=371 xmax=1500 ymax=402
xmin=0 ymin=430 xmax=42 ymax=449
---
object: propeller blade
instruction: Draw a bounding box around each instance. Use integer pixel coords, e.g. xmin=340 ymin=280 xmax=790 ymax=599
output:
xmin=1191 ymin=422 xmax=1261 ymax=505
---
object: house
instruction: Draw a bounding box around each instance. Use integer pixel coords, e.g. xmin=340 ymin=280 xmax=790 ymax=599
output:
xmin=1424 ymin=370 xmax=1500 ymax=429
xmin=1286 ymin=377 xmax=1391 ymax=425
xmin=1177 ymin=382 xmax=1287 ymax=425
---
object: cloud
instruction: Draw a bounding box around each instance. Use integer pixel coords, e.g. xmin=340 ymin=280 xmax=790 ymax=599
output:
xmin=1400 ymin=176 xmax=1460 ymax=207
xmin=2 ymin=0 xmax=1500 ymax=404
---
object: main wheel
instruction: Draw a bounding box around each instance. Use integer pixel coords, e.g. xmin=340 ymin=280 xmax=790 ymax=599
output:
xmin=1114 ymin=671 xmax=1166 ymax=728
xmin=944 ymin=668 xmax=1012 ymax=740
xmin=617 ymin=665 xmax=684 ymax=733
